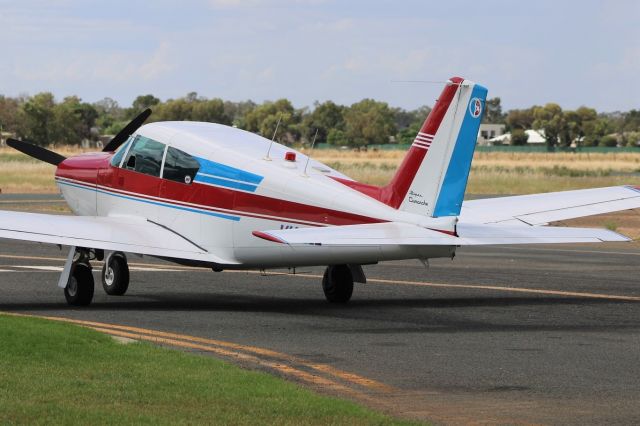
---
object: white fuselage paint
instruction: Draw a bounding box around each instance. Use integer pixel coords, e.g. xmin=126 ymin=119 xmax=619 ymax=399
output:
xmin=58 ymin=122 xmax=456 ymax=268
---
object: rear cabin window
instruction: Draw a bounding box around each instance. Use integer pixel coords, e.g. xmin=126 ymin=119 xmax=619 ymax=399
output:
xmin=162 ymin=147 xmax=200 ymax=184
xmin=123 ymin=136 xmax=166 ymax=177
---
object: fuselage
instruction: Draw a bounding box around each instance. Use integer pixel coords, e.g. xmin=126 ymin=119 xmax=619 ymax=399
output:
xmin=55 ymin=122 xmax=456 ymax=268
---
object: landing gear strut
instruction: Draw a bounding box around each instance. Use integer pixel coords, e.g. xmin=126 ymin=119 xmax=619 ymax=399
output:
xmin=64 ymin=248 xmax=94 ymax=306
xmin=322 ymin=265 xmax=354 ymax=303
xmin=102 ymin=252 xmax=130 ymax=296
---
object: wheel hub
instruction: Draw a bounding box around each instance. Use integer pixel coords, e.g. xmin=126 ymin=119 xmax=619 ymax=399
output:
xmin=67 ymin=277 xmax=78 ymax=297
xmin=104 ymin=266 xmax=115 ymax=286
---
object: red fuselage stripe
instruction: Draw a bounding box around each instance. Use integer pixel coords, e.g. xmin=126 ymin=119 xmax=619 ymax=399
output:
xmin=55 ymin=168 xmax=384 ymax=227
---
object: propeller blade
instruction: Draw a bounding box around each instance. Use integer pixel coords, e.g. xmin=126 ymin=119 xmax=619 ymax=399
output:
xmin=102 ymin=108 xmax=152 ymax=152
xmin=6 ymin=139 xmax=67 ymax=166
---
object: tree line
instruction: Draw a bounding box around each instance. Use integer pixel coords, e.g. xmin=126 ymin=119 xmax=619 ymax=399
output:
xmin=0 ymin=92 xmax=638 ymax=148
xmin=484 ymin=99 xmax=640 ymax=148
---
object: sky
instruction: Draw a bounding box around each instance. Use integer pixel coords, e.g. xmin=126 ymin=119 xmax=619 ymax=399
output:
xmin=1 ymin=0 xmax=638 ymax=111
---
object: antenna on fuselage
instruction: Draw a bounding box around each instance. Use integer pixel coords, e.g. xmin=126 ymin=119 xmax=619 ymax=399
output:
xmin=264 ymin=115 xmax=282 ymax=161
xmin=302 ymin=128 xmax=318 ymax=177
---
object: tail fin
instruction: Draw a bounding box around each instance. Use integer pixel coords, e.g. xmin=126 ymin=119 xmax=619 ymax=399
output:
xmin=384 ymin=76 xmax=487 ymax=217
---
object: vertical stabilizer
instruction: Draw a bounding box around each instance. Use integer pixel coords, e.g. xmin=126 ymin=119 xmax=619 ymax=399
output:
xmin=385 ymin=77 xmax=487 ymax=217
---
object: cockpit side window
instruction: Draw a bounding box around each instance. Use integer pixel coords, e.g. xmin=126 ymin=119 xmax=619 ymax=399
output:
xmin=123 ymin=136 xmax=166 ymax=177
xmin=162 ymin=147 xmax=200 ymax=184
xmin=109 ymin=135 xmax=135 ymax=167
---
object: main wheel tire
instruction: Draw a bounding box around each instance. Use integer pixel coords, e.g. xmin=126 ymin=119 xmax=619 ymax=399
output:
xmin=102 ymin=253 xmax=130 ymax=296
xmin=322 ymin=265 xmax=354 ymax=303
xmin=64 ymin=263 xmax=94 ymax=306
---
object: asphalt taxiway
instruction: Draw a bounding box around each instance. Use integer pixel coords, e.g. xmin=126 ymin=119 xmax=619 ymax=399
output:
xmin=1 ymin=237 xmax=639 ymax=424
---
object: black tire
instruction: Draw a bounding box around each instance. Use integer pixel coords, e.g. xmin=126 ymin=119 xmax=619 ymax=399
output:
xmin=102 ymin=253 xmax=130 ymax=296
xmin=322 ymin=265 xmax=354 ymax=303
xmin=64 ymin=263 xmax=94 ymax=306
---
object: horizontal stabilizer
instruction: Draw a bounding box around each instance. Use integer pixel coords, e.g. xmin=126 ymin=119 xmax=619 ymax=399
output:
xmin=456 ymin=223 xmax=629 ymax=244
xmin=461 ymin=186 xmax=640 ymax=225
xmin=253 ymin=221 xmax=629 ymax=247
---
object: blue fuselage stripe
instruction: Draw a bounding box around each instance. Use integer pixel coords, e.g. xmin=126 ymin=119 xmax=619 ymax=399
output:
xmin=195 ymin=156 xmax=264 ymax=184
xmin=57 ymin=180 xmax=241 ymax=222
xmin=194 ymin=175 xmax=258 ymax=192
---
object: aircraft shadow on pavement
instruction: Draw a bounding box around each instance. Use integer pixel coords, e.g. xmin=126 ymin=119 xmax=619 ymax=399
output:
xmin=1 ymin=294 xmax=637 ymax=334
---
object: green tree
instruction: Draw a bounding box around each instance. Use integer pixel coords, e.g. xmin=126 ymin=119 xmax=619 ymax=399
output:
xmin=505 ymin=108 xmax=535 ymax=131
xmin=342 ymin=99 xmax=396 ymax=147
xmin=224 ymin=100 xmax=256 ymax=127
xmin=242 ymin=99 xmax=301 ymax=144
xmin=563 ymin=107 xmax=597 ymax=147
xmin=0 ymin=95 xmax=22 ymax=133
xmin=154 ymin=98 xmax=193 ymax=121
xmin=300 ymin=101 xmax=345 ymax=145
xmin=582 ymin=117 xmax=614 ymax=146
xmin=510 ymin=129 xmax=529 ymax=145
xmin=94 ymin=97 xmax=124 ymax=135
xmin=533 ymin=103 xmax=565 ymax=150
xmin=394 ymin=105 xmax=431 ymax=145
xmin=326 ymin=128 xmax=348 ymax=146
xmin=53 ymin=97 xmax=83 ymax=144
xmin=191 ymin=98 xmax=232 ymax=125
xmin=599 ymin=135 xmax=618 ymax=147
xmin=482 ymin=97 xmax=505 ymax=124
xmin=19 ymin=92 xmax=57 ymax=145
xmin=128 ymin=94 xmax=160 ymax=118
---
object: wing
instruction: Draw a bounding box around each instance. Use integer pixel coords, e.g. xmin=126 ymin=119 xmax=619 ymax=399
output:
xmin=0 ymin=210 xmax=237 ymax=265
xmin=460 ymin=185 xmax=640 ymax=225
xmin=253 ymin=222 xmax=628 ymax=247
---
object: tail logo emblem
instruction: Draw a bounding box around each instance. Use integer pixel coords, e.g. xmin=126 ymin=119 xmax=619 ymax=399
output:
xmin=469 ymin=98 xmax=482 ymax=118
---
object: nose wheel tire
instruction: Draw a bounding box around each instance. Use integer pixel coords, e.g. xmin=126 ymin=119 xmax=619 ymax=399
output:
xmin=102 ymin=253 xmax=130 ymax=296
xmin=322 ymin=265 xmax=354 ymax=303
xmin=64 ymin=263 xmax=94 ymax=306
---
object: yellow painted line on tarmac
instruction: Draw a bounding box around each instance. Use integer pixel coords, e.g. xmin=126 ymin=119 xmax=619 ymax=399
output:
xmin=86 ymin=326 xmax=363 ymax=397
xmin=0 ymin=200 xmax=64 ymax=204
xmin=2 ymin=253 xmax=639 ymax=302
xmin=229 ymin=270 xmax=640 ymax=302
xmin=2 ymin=312 xmax=392 ymax=394
xmin=364 ymin=277 xmax=640 ymax=302
xmin=0 ymin=254 xmax=67 ymax=262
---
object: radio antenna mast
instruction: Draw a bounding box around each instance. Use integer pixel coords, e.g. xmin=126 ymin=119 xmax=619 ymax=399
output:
xmin=303 ymin=128 xmax=318 ymax=177
xmin=264 ymin=115 xmax=281 ymax=161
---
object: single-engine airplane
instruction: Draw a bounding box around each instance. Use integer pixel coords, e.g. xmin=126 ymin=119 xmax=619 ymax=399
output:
xmin=3 ymin=77 xmax=640 ymax=306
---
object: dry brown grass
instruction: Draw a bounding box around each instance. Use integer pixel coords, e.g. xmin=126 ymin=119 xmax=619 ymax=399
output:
xmin=2 ymin=146 xmax=640 ymax=195
xmin=311 ymin=149 xmax=640 ymax=194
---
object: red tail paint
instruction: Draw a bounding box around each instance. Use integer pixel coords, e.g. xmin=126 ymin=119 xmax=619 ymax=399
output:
xmin=331 ymin=77 xmax=463 ymax=208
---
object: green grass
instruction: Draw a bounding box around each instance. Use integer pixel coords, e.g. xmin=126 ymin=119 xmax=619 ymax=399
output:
xmin=0 ymin=315 xmax=416 ymax=425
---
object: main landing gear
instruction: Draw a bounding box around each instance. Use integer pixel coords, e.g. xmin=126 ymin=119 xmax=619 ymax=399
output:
xmin=102 ymin=252 xmax=130 ymax=296
xmin=63 ymin=248 xmax=94 ymax=306
xmin=62 ymin=248 xmax=130 ymax=306
xmin=321 ymin=264 xmax=366 ymax=303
